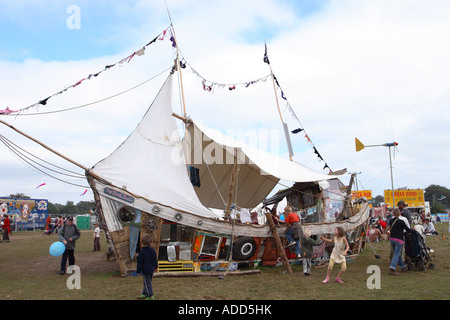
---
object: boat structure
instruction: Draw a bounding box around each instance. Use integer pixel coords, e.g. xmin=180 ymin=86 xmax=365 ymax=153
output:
xmin=1 ymin=25 xmax=371 ymax=277
xmin=82 ymin=62 xmax=370 ymax=275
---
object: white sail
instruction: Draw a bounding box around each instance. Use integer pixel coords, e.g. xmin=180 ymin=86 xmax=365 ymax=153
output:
xmin=90 ymin=72 xmax=219 ymax=219
xmin=185 ymin=122 xmax=339 ymax=209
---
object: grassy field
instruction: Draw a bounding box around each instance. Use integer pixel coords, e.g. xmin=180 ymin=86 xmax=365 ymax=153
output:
xmin=0 ymin=226 xmax=449 ymax=301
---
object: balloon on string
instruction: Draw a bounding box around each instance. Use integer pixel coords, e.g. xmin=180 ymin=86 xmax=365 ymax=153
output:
xmin=49 ymin=241 xmax=66 ymax=257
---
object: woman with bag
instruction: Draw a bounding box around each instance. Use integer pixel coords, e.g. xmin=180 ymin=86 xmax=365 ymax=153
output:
xmin=387 ymin=208 xmax=412 ymax=275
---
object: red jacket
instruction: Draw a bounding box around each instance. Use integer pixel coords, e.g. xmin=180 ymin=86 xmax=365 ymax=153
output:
xmin=285 ymin=212 xmax=299 ymax=225
xmin=2 ymin=217 xmax=11 ymax=234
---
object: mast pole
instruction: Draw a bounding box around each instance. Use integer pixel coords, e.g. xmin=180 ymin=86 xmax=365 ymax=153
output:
xmin=165 ymin=1 xmax=192 ymax=167
xmin=265 ymin=43 xmax=293 ymax=161
xmin=165 ymin=0 xmax=187 ymax=120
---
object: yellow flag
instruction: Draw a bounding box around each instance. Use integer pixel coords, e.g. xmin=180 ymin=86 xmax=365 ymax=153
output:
xmin=355 ymin=138 xmax=365 ymax=152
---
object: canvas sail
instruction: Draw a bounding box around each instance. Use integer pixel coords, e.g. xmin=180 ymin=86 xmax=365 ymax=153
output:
xmin=90 ymin=72 xmax=219 ymax=219
xmin=185 ymin=122 xmax=338 ymax=210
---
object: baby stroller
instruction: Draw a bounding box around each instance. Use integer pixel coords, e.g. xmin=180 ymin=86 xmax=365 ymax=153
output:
xmin=404 ymin=230 xmax=435 ymax=271
xmin=44 ymin=223 xmax=55 ymax=235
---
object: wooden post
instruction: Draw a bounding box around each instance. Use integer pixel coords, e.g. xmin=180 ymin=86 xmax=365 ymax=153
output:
xmin=341 ymin=173 xmax=355 ymax=219
xmin=265 ymin=211 xmax=293 ymax=274
xmin=224 ymin=150 xmax=238 ymax=220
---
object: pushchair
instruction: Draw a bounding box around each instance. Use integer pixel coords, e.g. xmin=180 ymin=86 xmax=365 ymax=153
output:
xmin=44 ymin=223 xmax=56 ymax=235
xmin=404 ymin=230 xmax=435 ymax=271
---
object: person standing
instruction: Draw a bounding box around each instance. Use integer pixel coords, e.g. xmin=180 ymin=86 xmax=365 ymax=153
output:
xmin=136 ymin=234 xmax=158 ymax=300
xmin=397 ymin=201 xmax=412 ymax=227
xmin=320 ymin=227 xmax=350 ymax=284
xmin=93 ymin=223 xmax=101 ymax=252
xmin=300 ymin=229 xmax=322 ymax=276
xmin=2 ymin=214 xmax=11 ymax=242
xmin=58 ymin=216 xmax=81 ymax=275
xmin=45 ymin=214 xmax=52 ymax=233
xmin=387 ymin=208 xmax=412 ymax=275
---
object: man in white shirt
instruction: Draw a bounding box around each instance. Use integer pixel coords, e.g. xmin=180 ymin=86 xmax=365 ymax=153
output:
xmin=93 ymin=223 xmax=101 ymax=252
xmin=424 ymin=219 xmax=437 ymax=235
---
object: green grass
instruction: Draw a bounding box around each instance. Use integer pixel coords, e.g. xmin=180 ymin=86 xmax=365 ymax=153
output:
xmin=0 ymin=227 xmax=449 ymax=300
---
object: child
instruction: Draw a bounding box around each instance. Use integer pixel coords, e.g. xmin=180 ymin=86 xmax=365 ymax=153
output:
xmin=136 ymin=234 xmax=158 ymax=300
xmin=93 ymin=223 xmax=101 ymax=252
xmin=300 ymin=229 xmax=322 ymax=276
xmin=320 ymin=227 xmax=349 ymax=284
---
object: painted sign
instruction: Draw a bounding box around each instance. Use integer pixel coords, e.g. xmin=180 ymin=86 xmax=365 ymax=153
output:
xmin=104 ymin=187 xmax=134 ymax=203
xmin=384 ymin=189 xmax=424 ymax=208
xmin=351 ymin=190 xmax=372 ymax=200
xmin=0 ymin=198 xmax=49 ymax=230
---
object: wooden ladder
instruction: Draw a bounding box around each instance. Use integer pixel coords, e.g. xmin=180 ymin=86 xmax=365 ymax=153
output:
xmin=265 ymin=211 xmax=293 ymax=274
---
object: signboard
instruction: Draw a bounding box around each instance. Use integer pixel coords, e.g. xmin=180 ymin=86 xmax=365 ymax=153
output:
xmin=351 ymin=190 xmax=372 ymax=200
xmin=384 ymin=189 xmax=424 ymax=208
xmin=0 ymin=198 xmax=49 ymax=230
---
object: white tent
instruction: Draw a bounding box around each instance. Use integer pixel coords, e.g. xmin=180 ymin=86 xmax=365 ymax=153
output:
xmin=185 ymin=121 xmax=337 ymax=210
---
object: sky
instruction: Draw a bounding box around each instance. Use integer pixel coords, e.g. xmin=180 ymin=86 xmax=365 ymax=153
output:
xmin=1 ymin=0 xmax=450 ymax=206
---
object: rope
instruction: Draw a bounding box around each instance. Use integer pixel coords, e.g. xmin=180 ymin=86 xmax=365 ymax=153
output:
xmin=2 ymin=66 xmax=173 ymax=117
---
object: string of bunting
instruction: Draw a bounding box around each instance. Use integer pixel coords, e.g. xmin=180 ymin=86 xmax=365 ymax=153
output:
xmin=263 ymin=44 xmax=333 ymax=173
xmin=1 ymin=25 xmax=332 ymax=173
xmin=0 ymin=26 xmax=174 ymax=116
xmin=177 ymin=53 xmax=272 ymax=92
xmin=178 ymin=42 xmax=333 ymax=173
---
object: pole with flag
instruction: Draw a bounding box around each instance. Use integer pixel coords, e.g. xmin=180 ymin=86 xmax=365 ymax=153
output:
xmin=264 ymin=43 xmax=294 ymax=161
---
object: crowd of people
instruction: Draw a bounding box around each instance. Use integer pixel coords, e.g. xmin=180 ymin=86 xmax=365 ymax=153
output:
xmin=275 ymin=200 xmax=448 ymax=281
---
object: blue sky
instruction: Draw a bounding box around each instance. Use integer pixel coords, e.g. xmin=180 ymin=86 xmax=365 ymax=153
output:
xmin=1 ymin=0 xmax=450 ymax=205
xmin=0 ymin=0 xmax=328 ymax=62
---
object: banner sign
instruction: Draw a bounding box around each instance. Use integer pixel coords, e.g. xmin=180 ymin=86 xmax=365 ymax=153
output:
xmin=384 ymin=189 xmax=424 ymax=208
xmin=351 ymin=190 xmax=372 ymax=200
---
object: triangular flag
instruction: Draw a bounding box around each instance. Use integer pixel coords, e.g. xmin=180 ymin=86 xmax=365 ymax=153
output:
xmin=291 ymin=128 xmax=303 ymax=134
xmin=263 ymin=43 xmax=270 ymax=64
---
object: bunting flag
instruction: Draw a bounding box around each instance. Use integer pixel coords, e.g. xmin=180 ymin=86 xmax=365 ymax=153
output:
xmin=36 ymin=183 xmax=46 ymax=189
xmin=182 ymin=56 xmax=271 ymax=94
xmin=263 ymin=43 xmax=270 ymax=65
xmin=1 ymin=27 xmax=171 ymax=115
xmin=262 ymin=44 xmax=333 ymax=172
xmin=0 ymin=107 xmax=17 ymax=115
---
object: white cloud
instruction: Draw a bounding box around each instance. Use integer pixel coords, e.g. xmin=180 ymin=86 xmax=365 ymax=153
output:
xmin=1 ymin=0 xmax=450 ymax=205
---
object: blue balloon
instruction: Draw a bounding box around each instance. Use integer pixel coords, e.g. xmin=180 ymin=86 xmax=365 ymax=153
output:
xmin=49 ymin=241 xmax=66 ymax=257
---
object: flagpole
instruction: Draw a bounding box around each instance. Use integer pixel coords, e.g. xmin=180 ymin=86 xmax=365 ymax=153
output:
xmin=164 ymin=0 xmax=192 ymax=167
xmin=264 ymin=43 xmax=293 ymax=161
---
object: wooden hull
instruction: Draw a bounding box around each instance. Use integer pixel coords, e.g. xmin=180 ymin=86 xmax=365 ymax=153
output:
xmin=88 ymin=177 xmax=371 ymax=275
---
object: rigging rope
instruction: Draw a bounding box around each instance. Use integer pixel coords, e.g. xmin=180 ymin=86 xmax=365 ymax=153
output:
xmin=0 ymin=135 xmax=89 ymax=189
xmin=2 ymin=66 xmax=173 ymax=117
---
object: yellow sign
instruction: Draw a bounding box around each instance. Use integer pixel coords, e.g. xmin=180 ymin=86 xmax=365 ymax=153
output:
xmin=384 ymin=189 xmax=424 ymax=208
xmin=351 ymin=190 xmax=372 ymax=200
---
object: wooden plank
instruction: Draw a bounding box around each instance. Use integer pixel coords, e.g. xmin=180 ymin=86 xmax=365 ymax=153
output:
xmin=140 ymin=212 xmax=162 ymax=257
xmin=154 ymin=269 xmax=261 ymax=278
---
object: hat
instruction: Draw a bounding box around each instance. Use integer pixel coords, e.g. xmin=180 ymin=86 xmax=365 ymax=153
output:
xmin=397 ymin=200 xmax=407 ymax=207
xmin=67 ymin=216 xmax=74 ymax=221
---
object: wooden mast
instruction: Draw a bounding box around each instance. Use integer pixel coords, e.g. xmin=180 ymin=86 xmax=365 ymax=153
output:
xmin=224 ymin=149 xmax=238 ymax=220
xmin=265 ymin=43 xmax=293 ymax=161
xmin=263 ymin=43 xmax=295 ymax=274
